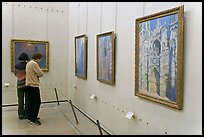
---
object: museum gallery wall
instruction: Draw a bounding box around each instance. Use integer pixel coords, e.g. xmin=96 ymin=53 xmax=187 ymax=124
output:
xmin=74 ymin=5 xmax=184 ymax=110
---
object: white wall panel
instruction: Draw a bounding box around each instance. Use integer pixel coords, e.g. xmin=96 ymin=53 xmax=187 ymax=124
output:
xmin=144 ymin=2 xmax=182 ymax=16
xmin=2 ymin=2 xmax=69 ymax=102
xmin=101 ymin=2 xmax=116 ymax=33
xmin=13 ymin=4 xmax=47 ymax=40
xmin=2 ymin=2 xmax=15 ymax=89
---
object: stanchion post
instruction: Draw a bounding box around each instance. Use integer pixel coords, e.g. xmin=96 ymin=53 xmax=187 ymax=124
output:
xmin=69 ymin=99 xmax=79 ymax=124
xmin=54 ymin=88 xmax=60 ymax=105
xmin=96 ymin=120 xmax=103 ymax=135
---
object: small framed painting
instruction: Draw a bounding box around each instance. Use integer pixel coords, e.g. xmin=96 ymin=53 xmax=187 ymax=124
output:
xmin=97 ymin=31 xmax=115 ymax=85
xmin=75 ymin=34 xmax=87 ymax=79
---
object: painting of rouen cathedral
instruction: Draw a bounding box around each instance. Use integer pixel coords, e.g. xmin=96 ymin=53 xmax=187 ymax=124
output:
xmin=138 ymin=13 xmax=178 ymax=103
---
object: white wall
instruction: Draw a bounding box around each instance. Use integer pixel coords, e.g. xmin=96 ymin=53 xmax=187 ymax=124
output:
xmin=2 ymin=2 xmax=69 ymax=104
xmin=67 ymin=2 xmax=202 ymax=135
xmin=2 ymin=2 xmax=202 ymax=135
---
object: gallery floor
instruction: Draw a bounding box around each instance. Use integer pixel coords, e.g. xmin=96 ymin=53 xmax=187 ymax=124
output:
xmin=2 ymin=102 xmax=109 ymax=135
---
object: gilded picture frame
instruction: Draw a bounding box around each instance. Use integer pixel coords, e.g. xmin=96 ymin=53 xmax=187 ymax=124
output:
xmin=75 ymin=34 xmax=87 ymax=79
xmin=10 ymin=39 xmax=49 ymax=72
xmin=97 ymin=31 xmax=115 ymax=85
xmin=135 ymin=6 xmax=184 ymax=109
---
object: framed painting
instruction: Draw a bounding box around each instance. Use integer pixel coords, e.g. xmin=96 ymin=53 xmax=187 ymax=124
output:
xmin=75 ymin=34 xmax=87 ymax=79
xmin=97 ymin=31 xmax=115 ymax=85
xmin=10 ymin=39 xmax=49 ymax=72
xmin=135 ymin=6 xmax=184 ymax=109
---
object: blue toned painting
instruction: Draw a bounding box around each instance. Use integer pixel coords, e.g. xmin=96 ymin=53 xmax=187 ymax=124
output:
xmin=15 ymin=42 xmax=47 ymax=69
xmin=98 ymin=35 xmax=112 ymax=81
xmin=138 ymin=13 xmax=178 ymax=102
xmin=76 ymin=38 xmax=85 ymax=76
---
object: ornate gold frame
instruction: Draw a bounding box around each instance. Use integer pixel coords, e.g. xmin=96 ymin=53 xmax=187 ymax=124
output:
xmin=10 ymin=39 xmax=49 ymax=72
xmin=97 ymin=31 xmax=115 ymax=85
xmin=75 ymin=34 xmax=87 ymax=79
xmin=135 ymin=6 xmax=184 ymax=109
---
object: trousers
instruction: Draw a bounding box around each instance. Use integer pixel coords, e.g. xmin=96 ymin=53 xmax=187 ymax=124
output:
xmin=26 ymin=86 xmax=41 ymax=122
xmin=17 ymin=86 xmax=28 ymax=118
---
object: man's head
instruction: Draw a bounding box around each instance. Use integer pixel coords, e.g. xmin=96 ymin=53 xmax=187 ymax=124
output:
xmin=32 ymin=53 xmax=43 ymax=63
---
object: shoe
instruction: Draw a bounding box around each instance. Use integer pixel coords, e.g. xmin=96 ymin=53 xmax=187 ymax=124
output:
xmin=28 ymin=120 xmax=41 ymax=125
xmin=19 ymin=115 xmax=24 ymax=119
xmin=26 ymin=117 xmax=40 ymax=120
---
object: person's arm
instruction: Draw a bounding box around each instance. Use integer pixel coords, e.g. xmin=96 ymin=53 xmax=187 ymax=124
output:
xmin=33 ymin=63 xmax=44 ymax=77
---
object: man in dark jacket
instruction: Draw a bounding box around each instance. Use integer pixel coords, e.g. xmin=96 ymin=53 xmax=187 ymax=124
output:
xmin=14 ymin=52 xmax=29 ymax=119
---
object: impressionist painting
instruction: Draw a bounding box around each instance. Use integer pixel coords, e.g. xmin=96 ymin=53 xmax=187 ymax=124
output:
xmin=97 ymin=31 xmax=115 ymax=85
xmin=11 ymin=39 xmax=49 ymax=72
xmin=75 ymin=34 xmax=87 ymax=79
xmin=135 ymin=6 xmax=184 ymax=109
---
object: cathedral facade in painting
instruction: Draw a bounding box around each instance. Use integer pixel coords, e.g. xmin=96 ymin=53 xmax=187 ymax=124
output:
xmin=139 ymin=14 xmax=178 ymax=102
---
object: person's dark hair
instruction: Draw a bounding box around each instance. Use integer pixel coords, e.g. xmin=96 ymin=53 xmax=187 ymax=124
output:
xmin=18 ymin=52 xmax=29 ymax=61
xmin=32 ymin=53 xmax=43 ymax=60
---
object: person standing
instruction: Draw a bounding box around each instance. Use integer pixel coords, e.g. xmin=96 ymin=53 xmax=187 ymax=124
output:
xmin=14 ymin=52 xmax=29 ymax=119
xmin=26 ymin=53 xmax=44 ymax=125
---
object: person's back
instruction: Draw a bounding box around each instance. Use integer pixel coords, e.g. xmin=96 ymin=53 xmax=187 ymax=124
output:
xmin=15 ymin=61 xmax=27 ymax=88
xmin=26 ymin=60 xmax=43 ymax=87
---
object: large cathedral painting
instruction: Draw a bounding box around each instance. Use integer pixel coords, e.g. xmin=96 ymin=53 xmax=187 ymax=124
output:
xmin=135 ymin=6 xmax=184 ymax=110
xmin=75 ymin=34 xmax=87 ymax=79
xmin=10 ymin=39 xmax=49 ymax=72
xmin=97 ymin=31 xmax=115 ymax=85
